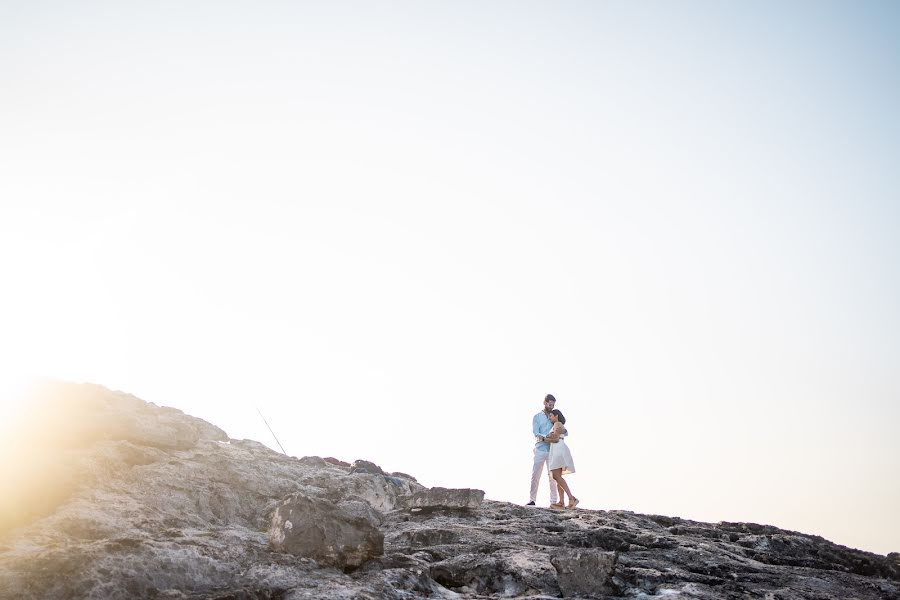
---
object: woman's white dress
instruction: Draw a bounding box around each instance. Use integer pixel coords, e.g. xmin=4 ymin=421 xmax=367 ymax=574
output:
xmin=547 ymin=436 xmax=575 ymax=475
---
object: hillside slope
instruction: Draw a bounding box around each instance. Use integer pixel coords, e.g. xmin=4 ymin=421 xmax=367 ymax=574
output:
xmin=0 ymin=382 xmax=896 ymax=599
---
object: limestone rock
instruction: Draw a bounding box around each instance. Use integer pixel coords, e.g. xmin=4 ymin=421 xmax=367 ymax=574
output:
xmin=550 ymin=549 xmax=618 ymax=598
xmin=1 ymin=382 xmax=897 ymax=600
xmin=268 ymin=492 xmax=384 ymax=570
xmin=349 ymin=459 xmax=386 ymax=476
xmin=394 ymin=528 xmax=460 ymax=548
xmin=390 ymin=471 xmax=417 ymax=482
xmin=429 ymin=549 xmax=559 ymax=596
xmin=400 ymin=487 xmax=485 ymax=511
xmin=298 ymin=456 xmax=329 ymax=467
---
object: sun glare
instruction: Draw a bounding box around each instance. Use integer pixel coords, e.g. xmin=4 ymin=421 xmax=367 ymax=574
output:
xmin=0 ymin=375 xmax=31 ymax=437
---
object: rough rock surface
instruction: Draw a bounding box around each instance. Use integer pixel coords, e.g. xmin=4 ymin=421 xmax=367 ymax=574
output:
xmin=1 ymin=382 xmax=897 ymax=599
xmin=551 ymin=550 xmax=618 ymax=597
xmin=269 ymin=492 xmax=384 ymax=570
xmin=401 ymin=487 xmax=485 ymax=511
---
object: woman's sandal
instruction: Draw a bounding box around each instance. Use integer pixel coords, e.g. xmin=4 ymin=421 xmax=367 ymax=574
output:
xmin=567 ymin=498 xmax=580 ymax=509
xmin=550 ymin=503 xmax=565 ymax=509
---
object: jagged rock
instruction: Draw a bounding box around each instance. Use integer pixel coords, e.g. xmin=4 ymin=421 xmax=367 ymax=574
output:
xmin=268 ymin=493 xmax=384 ymax=571
xmin=428 ymin=549 xmax=559 ymax=596
xmin=550 ymin=549 xmax=618 ymax=598
xmin=1 ymin=382 xmax=897 ymax=600
xmin=349 ymin=460 xmax=386 ymax=476
xmin=400 ymin=487 xmax=484 ymax=511
xmin=302 ymin=465 xmax=422 ymax=513
xmin=394 ymin=528 xmax=460 ymax=548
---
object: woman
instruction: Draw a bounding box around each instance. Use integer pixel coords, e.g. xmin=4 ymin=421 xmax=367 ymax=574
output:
xmin=538 ymin=409 xmax=578 ymax=509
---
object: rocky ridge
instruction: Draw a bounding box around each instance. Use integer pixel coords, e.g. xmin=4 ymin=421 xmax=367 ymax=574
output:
xmin=0 ymin=382 xmax=897 ymax=599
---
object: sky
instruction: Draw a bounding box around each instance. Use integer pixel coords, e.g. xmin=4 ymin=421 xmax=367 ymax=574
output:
xmin=1 ymin=1 xmax=898 ymax=556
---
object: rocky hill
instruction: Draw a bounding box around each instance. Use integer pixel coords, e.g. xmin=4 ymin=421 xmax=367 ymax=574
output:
xmin=0 ymin=382 xmax=897 ymax=599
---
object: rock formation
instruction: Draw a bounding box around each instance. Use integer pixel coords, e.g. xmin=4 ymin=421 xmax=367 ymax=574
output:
xmin=269 ymin=492 xmax=385 ymax=569
xmin=0 ymin=382 xmax=897 ymax=599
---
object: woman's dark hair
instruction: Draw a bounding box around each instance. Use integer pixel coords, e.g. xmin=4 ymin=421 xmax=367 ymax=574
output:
xmin=551 ymin=409 xmax=566 ymax=424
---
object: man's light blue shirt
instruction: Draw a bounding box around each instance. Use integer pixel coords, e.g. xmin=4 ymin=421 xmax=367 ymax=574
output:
xmin=533 ymin=411 xmax=553 ymax=451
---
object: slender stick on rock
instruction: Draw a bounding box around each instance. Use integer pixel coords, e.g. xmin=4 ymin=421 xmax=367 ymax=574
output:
xmin=256 ymin=405 xmax=288 ymax=455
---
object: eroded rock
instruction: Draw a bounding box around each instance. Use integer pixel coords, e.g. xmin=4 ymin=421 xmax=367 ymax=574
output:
xmin=426 ymin=548 xmax=558 ymax=597
xmin=269 ymin=493 xmax=384 ymax=570
xmin=1 ymin=382 xmax=897 ymax=600
xmin=349 ymin=460 xmax=385 ymax=476
xmin=550 ymin=549 xmax=618 ymax=598
xmin=401 ymin=487 xmax=484 ymax=511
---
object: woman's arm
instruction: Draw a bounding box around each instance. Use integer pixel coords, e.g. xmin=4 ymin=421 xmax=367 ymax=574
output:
xmin=544 ymin=423 xmax=565 ymax=443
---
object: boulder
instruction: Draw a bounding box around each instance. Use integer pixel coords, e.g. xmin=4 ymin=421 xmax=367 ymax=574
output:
xmin=550 ymin=549 xmax=619 ymax=598
xmin=268 ymin=492 xmax=384 ymax=571
xmin=400 ymin=487 xmax=484 ymax=511
xmin=301 ymin=465 xmax=424 ymax=512
xmin=336 ymin=499 xmax=385 ymax=528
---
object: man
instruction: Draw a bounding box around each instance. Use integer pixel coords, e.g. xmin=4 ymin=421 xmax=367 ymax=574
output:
xmin=528 ymin=394 xmax=559 ymax=506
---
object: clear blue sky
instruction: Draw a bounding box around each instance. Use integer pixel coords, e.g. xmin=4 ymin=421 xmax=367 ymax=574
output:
xmin=1 ymin=1 xmax=898 ymax=555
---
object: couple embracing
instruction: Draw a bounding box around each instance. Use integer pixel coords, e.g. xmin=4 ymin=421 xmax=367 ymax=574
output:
xmin=528 ymin=394 xmax=578 ymax=509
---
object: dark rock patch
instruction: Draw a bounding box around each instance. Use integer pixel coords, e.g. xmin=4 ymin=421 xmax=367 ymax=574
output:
xmin=551 ymin=549 xmax=619 ymax=598
xmin=349 ymin=460 xmax=386 ymax=476
xmin=268 ymin=493 xmax=384 ymax=571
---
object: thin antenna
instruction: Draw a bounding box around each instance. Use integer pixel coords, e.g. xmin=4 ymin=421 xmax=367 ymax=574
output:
xmin=255 ymin=405 xmax=288 ymax=455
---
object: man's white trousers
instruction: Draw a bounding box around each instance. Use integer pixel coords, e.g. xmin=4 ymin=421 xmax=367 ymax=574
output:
xmin=530 ymin=445 xmax=559 ymax=504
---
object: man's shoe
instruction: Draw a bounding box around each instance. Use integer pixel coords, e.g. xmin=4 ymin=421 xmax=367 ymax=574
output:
xmin=526 ymin=501 xmax=535 ymax=506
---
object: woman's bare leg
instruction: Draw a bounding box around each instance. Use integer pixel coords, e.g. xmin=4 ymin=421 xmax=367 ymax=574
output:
xmin=558 ymin=472 xmax=577 ymax=508
xmin=551 ymin=469 xmax=571 ymax=505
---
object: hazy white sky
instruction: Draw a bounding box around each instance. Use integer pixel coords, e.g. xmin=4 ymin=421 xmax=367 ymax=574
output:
xmin=1 ymin=1 xmax=898 ymax=555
